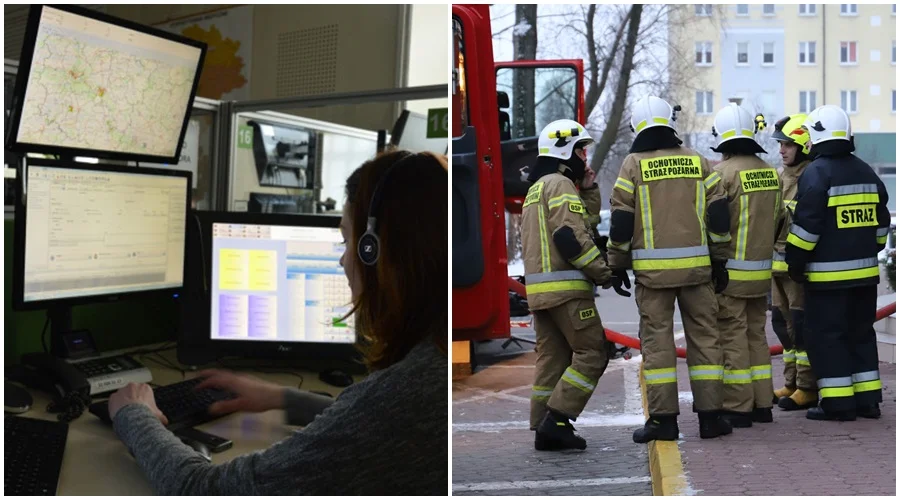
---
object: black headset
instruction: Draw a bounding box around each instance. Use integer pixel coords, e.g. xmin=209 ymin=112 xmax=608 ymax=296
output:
xmin=357 ymin=152 xmax=417 ymax=266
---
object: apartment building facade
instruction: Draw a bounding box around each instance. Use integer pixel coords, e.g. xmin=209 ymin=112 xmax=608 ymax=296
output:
xmin=669 ymin=3 xmax=895 ymax=176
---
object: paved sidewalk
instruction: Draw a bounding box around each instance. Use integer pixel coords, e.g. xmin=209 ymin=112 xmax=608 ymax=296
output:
xmin=673 ymin=322 xmax=896 ymax=496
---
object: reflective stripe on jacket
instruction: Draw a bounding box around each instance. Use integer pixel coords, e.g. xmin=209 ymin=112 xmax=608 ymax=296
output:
xmin=772 ymin=160 xmax=809 ymax=276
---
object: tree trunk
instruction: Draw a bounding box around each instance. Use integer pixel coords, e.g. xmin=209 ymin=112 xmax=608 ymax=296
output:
xmin=512 ymin=4 xmax=537 ymax=138
xmin=589 ymin=4 xmax=643 ymax=176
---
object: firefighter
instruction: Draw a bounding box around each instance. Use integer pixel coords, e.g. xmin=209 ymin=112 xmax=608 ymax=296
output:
xmin=522 ymin=119 xmax=628 ymax=451
xmin=608 ymin=96 xmax=734 ymax=443
xmin=707 ymin=104 xmax=782 ymax=428
xmin=786 ymin=105 xmax=890 ymax=421
xmin=770 ymin=114 xmax=818 ymax=411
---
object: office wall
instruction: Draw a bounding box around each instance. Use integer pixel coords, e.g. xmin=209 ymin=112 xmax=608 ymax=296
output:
xmin=4 ymin=219 xmax=178 ymax=363
xmin=406 ymin=4 xmax=449 ymax=117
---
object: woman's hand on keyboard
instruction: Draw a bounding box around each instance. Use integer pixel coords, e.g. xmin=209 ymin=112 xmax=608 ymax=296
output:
xmin=195 ymin=370 xmax=285 ymax=415
xmin=108 ymin=383 xmax=169 ymax=425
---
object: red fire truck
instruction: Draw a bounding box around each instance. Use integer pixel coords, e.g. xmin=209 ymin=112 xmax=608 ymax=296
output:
xmin=452 ymin=4 xmax=586 ymax=343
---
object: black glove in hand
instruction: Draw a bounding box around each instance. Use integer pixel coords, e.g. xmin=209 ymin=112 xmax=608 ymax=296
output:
xmin=711 ymin=260 xmax=729 ymax=294
xmin=788 ymin=264 xmax=807 ymax=284
xmin=609 ymin=268 xmax=632 ymax=297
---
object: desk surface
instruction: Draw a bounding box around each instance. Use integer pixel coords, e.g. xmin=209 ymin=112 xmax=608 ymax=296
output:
xmin=10 ymin=345 xmax=354 ymax=495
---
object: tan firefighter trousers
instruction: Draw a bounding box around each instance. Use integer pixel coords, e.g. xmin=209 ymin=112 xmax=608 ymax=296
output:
xmin=638 ymin=282 xmax=723 ymax=415
xmin=717 ymin=295 xmax=773 ymax=413
xmin=529 ymin=298 xmax=609 ymax=429
xmin=771 ymin=275 xmax=815 ymax=390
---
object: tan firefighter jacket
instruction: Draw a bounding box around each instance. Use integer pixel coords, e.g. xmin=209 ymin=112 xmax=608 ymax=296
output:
xmin=715 ymin=155 xmax=784 ymax=298
xmin=608 ymin=146 xmax=731 ymax=288
xmin=773 ymin=160 xmax=810 ymax=276
xmin=521 ymin=171 xmax=612 ymax=311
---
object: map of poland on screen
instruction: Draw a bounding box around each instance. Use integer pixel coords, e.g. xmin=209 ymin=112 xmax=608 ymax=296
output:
xmin=16 ymin=6 xmax=203 ymax=158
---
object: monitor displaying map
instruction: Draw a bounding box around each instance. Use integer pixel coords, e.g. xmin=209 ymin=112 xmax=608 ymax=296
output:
xmin=8 ymin=5 xmax=205 ymax=163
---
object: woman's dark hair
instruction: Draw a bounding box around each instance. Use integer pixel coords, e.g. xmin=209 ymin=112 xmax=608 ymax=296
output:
xmin=344 ymin=150 xmax=448 ymax=371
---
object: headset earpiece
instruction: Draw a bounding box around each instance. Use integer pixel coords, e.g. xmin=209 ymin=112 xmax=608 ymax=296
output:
xmin=356 ymin=152 xmax=416 ymax=266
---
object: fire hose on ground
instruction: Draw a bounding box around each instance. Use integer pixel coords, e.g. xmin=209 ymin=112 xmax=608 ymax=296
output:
xmin=509 ymin=277 xmax=896 ymax=359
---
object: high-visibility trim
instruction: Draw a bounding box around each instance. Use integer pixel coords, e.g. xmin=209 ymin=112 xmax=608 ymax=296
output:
xmin=720 ymin=129 xmax=754 ymax=139
xmin=787 ymin=224 xmax=819 ymax=250
xmin=723 ymin=369 xmax=752 ymax=384
xmin=632 ymin=245 xmax=711 ymax=271
xmin=695 ymin=181 xmax=707 ymax=246
xmin=877 ymin=235 xmax=888 ymax=244
xmin=531 ymin=386 xmax=553 ymax=400
xmin=548 ymin=193 xmax=583 ymax=210
xmin=783 ymin=349 xmax=796 ymax=363
xmin=751 ymin=365 xmax=773 ymax=381
xmin=818 ymin=376 xmax=853 ymax=388
xmin=633 ymin=256 xmax=711 ymax=271
xmin=561 ymin=366 xmax=596 ymax=394
xmin=525 ymin=270 xmax=588 ymax=283
xmin=785 ymin=199 xmax=798 ymax=211
xmin=853 ymin=380 xmax=882 ymax=393
xmin=773 ymin=251 xmax=786 ymax=262
xmin=772 ymin=254 xmax=788 ymax=272
xmin=704 ymin=172 xmax=722 ymax=190
xmin=729 ymin=269 xmax=773 ymax=281
xmin=570 ymin=246 xmax=602 ymax=269
xmin=615 ymin=177 xmax=635 ymax=194
xmin=795 ymin=351 xmax=810 ymax=366
xmin=709 ymin=231 xmax=732 ymax=243
xmin=819 ymin=386 xmax=854 ymax=398
xmin=523 ymin=181 xmax=544 ymax=208
xmin=726 ymin=259 xmax=772 ymax=270
xmin=632 ymin=246 xmax=710 ymax=260
xmin=876 ymin=227 xmax=890 ymax=237
xmin=644 ymin=367 xmax=677 ymax=385
xmin=608 ymin=240 xmax=631 ymax=251
xmin=653 ymin=117 xmax=669 ymax=125
xmin=525 ymin=281 xmax=593 ymax=295
xmin=832 ymin=131 xmax=847 ymax=137
xmin=689 ymin=365 xmax=724 ymax=381
xmin=851 ymin=370 xmax=880 ymax=383
xmin=639 ymin=185 xmax=654 ymax=249
xmin=538 ymin=205 xmax=550 ymax=272
xmin=539 ymin=147 xmax=550 ymax=154
xmin=736 ymin=195 xmax=750 ymax=260
xmin=806 ymin=266 xmax=880 ymax=283
xmin=636 ymin=119 xmax=648 ymax=132
xmin=774 ymin=188 xmax=782 ymax=220
xmin=828 ymin=183 xmax=879 ymax=198
xmin=827 ymin=193 xmax=880 ymax=207
xmin=807 ymin=257 xmax=879 ymax=272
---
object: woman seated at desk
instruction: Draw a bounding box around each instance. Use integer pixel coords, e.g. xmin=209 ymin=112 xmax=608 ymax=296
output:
xmin=107 ymin=150 xmax=448 ymax=495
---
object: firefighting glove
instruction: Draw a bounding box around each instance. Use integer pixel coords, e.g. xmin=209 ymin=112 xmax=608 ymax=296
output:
xmin=788 ymin=263 xmax=807 ymax=284
xmin=609 ymin=268 xmax=632 ymax=297
xmin=711 ymin=260 xmax=729 ymax=294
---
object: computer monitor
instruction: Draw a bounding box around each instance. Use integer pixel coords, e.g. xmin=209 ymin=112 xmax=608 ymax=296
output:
xmin=178 ymin=211 xmax=360 ymax=367
xmin=12 ymin=158 xmax=192 ymax=350
xmin=5 ymin=5 xmax=206 ymax=164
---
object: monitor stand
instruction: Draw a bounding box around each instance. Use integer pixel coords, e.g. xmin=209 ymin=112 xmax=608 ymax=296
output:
xmin=47 ymin=306 xmax=73 ymax=358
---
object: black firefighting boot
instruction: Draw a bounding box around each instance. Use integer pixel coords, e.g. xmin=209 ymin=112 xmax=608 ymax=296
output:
xmin=699 ymin=411 xmax=733 ymax=439
xmin=751 ymin=407 xmax=774 ymax=423
xmin=856 ymin=404 xmax=881 ymax=419
xmin=534 ymin=410 xmax=587 ymax=451
xmin=631 ymin=415 xmax=679 ymax=444
xmin=778 ymin=389 xmax=818 ymax=411
xmin=806 ymin=405 xmax=856 ymax=421
xmin=773 ymin=386 xmax=795 ymax=405
xmin=719 ymin=411 xmax=753 ymax=428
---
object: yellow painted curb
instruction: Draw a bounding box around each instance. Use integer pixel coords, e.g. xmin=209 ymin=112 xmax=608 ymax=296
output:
xmin=640 ymin=362 xmax=688 ymax=496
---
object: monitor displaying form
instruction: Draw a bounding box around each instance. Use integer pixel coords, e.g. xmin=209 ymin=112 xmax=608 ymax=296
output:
xmin=17 ymin=160 xmax=190 ymax=305
xmin=210 ymin=223 xmax=355 ymax=344
xmin=7 ymin=5 xmax=205 ymax=163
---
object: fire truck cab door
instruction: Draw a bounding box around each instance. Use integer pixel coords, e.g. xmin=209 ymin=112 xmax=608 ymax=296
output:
xmin=494 ymin=60 xmax=585 ymax=214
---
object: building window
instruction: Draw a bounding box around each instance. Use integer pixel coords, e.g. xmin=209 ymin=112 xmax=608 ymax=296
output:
xmin=840 ymin=41 xmax=858 ymax=64
xmin=737 ymin=42 xmax=749 ymax=64
xmin=696 ymin=91 xmax=714 ymax=114
xmin=763 ymin=42 xmax=775 ymax=65
xmin=799 ymin=41 xmax=817 ymax=64
xmin=893 ymin=40 xmax=896 ymax=64
xmin=799 ymin=91 xmax=817 ymax=113
xmin=840 ymin=90 xmax=858 ymax=113
xmin=695 ymin=4 xmax=712 ymax=16
xmin=893 ymin=4 xmax=896 ymax=16
xmin=799 ymin=4 xmax=817 ymax=16
xmin=763 ymin=4 xmax=776 ymax=15
xmin=736 ymin=4 xmax=749 ymax=16
xmin=840 ymin=4 xmax=858 ymax=15
xmin=893 ymin=90 xmax=896 ymax=113
xmin=695 ymin=41 xmax=713 ymax=65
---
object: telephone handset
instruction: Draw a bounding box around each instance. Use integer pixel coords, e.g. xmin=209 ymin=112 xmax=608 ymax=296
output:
xmin=19 ymin=352 xmax=91 ymax=421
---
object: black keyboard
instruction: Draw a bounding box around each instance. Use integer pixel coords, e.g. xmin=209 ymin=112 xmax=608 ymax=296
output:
xmin=5 ymin=415 xmax=68 ymax=496
xmin=88 ymin=377 xmax=235 ymax=430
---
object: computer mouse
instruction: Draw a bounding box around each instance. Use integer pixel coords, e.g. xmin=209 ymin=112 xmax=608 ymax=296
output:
xmin=319 ymin=368 xmax=353 ymax=388
xmin=5 ymin=382 xmax=33 ymax=414
xmin=180 ymin=437 xmax=212 ymax=463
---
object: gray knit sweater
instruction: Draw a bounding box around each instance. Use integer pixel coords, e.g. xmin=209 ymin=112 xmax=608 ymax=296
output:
xmin=113 ymin=341 xmax=448 ymax=495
